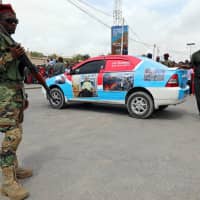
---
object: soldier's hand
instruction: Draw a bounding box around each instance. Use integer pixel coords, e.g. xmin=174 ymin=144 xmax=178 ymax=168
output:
xmin=23 ymin=99 xmax=29 ymax=110
xmin=9 ymin=45 xmax=25 ymax=59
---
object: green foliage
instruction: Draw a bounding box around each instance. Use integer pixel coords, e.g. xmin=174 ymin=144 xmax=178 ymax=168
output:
xmin=29 ymin=50 xmax=90 ymax=66
xmin=64 ymin=54 xmax=90 ymax=66
xmin=30 ymin=51 xmax=45 ymax=58
xmin=48 ymin=54 xmax=57 ymax=59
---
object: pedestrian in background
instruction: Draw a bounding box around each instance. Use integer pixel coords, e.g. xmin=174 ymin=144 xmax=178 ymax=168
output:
xmin=53 ymin=57 xmax=65 ymax=76
xmin=156 ymin=56 xmax=160 ymax=62
xmin=187 ymin=67 xmax=194 ymax=95
xmin=147 ymin=53 xmax=153 ymax=59
xmin=162 ymin=53 xmax=174 ymax=67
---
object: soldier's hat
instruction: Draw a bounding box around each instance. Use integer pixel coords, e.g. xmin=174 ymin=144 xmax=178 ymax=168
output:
xmin=164 ymin=53 xmax=169 ymax=57
xmin=0 ymin=4 xmax=15 ymax=14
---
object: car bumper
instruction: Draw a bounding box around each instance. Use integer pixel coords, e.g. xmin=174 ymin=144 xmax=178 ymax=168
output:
xmin=147 ymin=86 xmax=189 ymax=109
xmin=41 ymin=87 xmax=47 ymax=98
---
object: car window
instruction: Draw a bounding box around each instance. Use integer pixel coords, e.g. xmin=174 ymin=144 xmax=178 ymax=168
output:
xmin=74 ymin=60 xmax=105 ymax=74
xmin=105 ymin=59 xmax=132 ymax=72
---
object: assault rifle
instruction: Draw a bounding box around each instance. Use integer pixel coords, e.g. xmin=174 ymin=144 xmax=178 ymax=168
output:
xmin=0 ymin=25 xmax=54 ymax=101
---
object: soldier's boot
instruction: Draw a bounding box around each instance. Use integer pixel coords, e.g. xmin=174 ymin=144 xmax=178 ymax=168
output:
xmin=1 ymin=166 xmax=29 ymax=200
xmin=12 ymin=134 xmax=33 ymax=180
xmin=16 ymin=167 xmax=33 ymax=179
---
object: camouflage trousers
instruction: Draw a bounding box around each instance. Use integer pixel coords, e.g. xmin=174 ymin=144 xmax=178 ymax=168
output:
xmin=0 ymin=83 xmax=24 ymax=168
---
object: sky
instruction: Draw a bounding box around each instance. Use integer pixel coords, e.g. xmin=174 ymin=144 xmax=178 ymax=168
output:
xmin=3 ymin=0 xmax=200 ymax=61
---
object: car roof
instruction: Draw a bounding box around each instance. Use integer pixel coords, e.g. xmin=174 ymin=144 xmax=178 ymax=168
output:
xmin=72 ymin=55 xmax=141 ymax=69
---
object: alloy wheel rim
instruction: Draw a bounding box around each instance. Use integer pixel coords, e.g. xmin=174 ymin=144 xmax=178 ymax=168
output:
xmin=131 ymin=96 xmax=148 ymax=115
xmin=51 ymin=91 xmax=61 ymax=105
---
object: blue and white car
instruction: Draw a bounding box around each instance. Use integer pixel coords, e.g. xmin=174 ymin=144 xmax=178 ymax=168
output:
xmin=44 ymin=55 xmax=189 ymax=119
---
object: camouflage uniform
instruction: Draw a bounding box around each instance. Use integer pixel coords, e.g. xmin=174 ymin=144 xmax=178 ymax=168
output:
xmin=0 ymin=29 xmax=26 ymax=169
xmin=0 ymin=4 xmax=32 ymax=199
xmin=191 ymin=50 xmax=200 ymax=114
xmin=161 ymin=60 xmax=174 ymax=68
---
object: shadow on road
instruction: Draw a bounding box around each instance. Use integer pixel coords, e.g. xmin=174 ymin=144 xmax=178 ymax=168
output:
xmin=21 ymin=145 xmax=59 ymax=182
xmin=152 ymin=108 xmax=199 ymax=120
xmin=45 ymin=102 xmax=199 ymax=120
xmin=152 ymin=109 xmax=184 ymax=120
xmin=63 ymin=103 xmax=128 ymax=116
xmin=63 ymin=103 xmax=193 ymax=120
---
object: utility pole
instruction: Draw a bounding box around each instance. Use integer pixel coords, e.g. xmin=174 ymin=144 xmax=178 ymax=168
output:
xmin=112 ymin=0 xmax=129 ymax=55
xmin=113 ymin=0 xmax=122 ymax=26
xmin=153 ymin=44 xmax=156 ymax=60
xmin=156 ymin=46 xmax=160 ymax=60
xmin=187 ymin=42 xmax=195 ymax=60
xmin=120 ymin=18 xmax=125 ymax=54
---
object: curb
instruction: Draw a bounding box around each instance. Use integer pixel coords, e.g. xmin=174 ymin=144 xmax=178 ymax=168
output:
xmin=25 ymin=86 xmax=42 ymax=90
xmin=24 ymin=84 xmax=42 ymax=90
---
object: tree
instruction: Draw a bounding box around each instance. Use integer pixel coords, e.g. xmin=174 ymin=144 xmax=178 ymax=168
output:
xmin=30 ymin=51 xmax=45 ymax=58
xmin=48 ymin=54 xmax=57 ymax=59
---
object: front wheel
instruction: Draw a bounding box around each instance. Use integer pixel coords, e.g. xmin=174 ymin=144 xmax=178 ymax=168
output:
xmin=48 ymin=87 xmax=65 ymax=109
xmin=127 ymin=91 xmax=154 ymax=119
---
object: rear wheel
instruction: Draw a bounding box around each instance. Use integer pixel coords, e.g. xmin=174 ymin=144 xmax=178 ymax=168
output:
xmin=127 ymin=91 xmax=154 ymax=119
xmin=48 ymin=87 xmax=65 ymax=109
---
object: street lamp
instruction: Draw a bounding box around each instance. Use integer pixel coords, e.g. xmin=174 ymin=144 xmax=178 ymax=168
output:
xmin=187 ymin=42 xmax=195 ymax=60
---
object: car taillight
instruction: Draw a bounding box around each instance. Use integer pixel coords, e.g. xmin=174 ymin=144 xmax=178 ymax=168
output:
xmin=166 ymin=74 xmax=179 ymax=87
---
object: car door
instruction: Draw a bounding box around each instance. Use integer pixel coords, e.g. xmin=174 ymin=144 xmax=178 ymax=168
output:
xmin=99 ymin=58 xmax=134 ymax=103
xmin=70 ymin=60 xmax=105 ymax=101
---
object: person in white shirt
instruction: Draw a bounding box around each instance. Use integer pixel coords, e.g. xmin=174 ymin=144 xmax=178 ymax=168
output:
xmin=187 ymin=67 xmax=194 ymax=95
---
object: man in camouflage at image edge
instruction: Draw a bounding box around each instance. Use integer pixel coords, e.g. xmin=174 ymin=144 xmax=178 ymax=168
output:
xmin=0 ymin=4 xmax=32 ymax=200
xmin=191 ymin=49 xmax=200 ymax=116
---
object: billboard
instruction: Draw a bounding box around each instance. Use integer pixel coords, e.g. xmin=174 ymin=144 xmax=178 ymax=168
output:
xmin=111 ymin=25 xmax=128 ymax=55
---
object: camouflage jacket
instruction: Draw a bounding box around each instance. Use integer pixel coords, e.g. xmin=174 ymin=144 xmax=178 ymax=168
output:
xmin=161 ymin=60 xmax=174 ymax=68
xmin=191 ymin=50 xmax=200 ymax=77
xmin=0 ymin=30 xmax=23 ymax=82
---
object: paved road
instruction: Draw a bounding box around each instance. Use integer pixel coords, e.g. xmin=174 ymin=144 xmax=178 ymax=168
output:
xmin=1 ymin=88 xmax=200 ymax=200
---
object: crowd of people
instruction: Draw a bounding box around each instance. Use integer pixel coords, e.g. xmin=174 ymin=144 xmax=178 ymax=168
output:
xmin=24 ymin=57 xmax=73 ymax=84
xmin=146 ymin=52 xmax=194 ymax=95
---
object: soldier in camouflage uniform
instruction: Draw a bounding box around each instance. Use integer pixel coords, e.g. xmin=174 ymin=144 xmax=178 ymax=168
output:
xmin=191 ymin=50 xmax=200 ymax=116
xmin=0 ymin=4 xmax=32 ymax=200
xmin=161 ymin=53 xmax=175 ymax=67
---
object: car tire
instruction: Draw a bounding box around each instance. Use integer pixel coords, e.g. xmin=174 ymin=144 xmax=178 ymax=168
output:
xmin=127 ymin=91 xmax=154 ymax=119
xmin=158 ymin=105 xmax=168 ymax=111
xmin=48 ymin=87 xmax=65 ymax=109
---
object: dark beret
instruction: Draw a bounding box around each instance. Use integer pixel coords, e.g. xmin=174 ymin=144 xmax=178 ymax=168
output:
xmin=164 ymin=53 xmax=169 ymax=57
xmin=0 ymin=4 xmax=15 ymax=14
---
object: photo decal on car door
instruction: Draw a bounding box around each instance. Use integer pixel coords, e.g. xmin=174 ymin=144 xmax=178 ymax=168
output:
xmin=72 ymin=74 xmax=98 ymax=97
xmin=103 ymin=72 xmax=133 ymax=91
xmin=144 ymin=68 xmax=165 ymax=81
